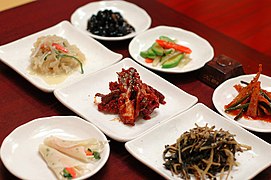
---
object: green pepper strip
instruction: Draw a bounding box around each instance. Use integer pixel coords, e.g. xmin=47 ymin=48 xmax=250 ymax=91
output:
xmin=54 ymin=51 xmax=84 ymax=74
xmin=58 ymin=54 xmax=84 ymax=74
xmin=261 ymin=91 xmax=271 ymax=102
xmin=225 ymin=103 xmax=249 ymax=112
xmin=227 ymin=94 xmax=250 ymax=109
xmin=240 ymin=80 xmax=249 ymax=85
xmin=234 ymin=110 xmax=244 ymax=121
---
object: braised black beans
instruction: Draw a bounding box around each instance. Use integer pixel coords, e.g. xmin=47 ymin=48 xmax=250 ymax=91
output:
xmin=87 ymin=10 xmax=135 ymax=37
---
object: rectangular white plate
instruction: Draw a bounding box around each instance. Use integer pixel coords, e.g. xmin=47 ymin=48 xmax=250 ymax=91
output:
xmin=54 ymin=58 xmax=198 ymax=142
xmin=0 ymin=20 xmax=122 ymax=92
xmin=125 ymin=103 xmax=271 ymax=179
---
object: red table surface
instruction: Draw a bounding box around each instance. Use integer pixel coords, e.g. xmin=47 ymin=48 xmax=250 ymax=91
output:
xmin=0 ymin=0 xmax=270 ymax=179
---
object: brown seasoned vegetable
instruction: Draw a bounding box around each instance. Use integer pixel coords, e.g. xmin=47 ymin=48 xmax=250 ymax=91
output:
xmin=163 ymin=124 xmax=251 ymax=179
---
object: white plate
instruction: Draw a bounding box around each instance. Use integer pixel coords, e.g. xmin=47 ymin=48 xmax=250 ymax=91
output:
xmin=125 ymin=103 xmax=271 ymax=179
xmin=54 ymin=58 xmax=198 ymax=142
xmin=0 ymin=116 xmax=110 ymax=180
xmin=0 ymin=21 xmax=122 ymax=92
xmin=129 ymin=26 xmax=214 ymax=73
xmin=213 ymin=74 xmax=271 ymax=132
xmin=70 ymin=1 xmax=151 ymax=41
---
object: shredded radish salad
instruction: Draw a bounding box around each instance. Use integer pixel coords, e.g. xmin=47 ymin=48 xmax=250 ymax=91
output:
xmin=30 ymin=35 xmax=85 ymax=75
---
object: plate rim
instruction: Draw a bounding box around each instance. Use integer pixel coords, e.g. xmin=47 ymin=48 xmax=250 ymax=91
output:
xmin=70 ymin=0 xmax=152 ymax=41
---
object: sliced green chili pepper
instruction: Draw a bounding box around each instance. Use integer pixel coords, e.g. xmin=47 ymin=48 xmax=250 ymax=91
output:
xmin=225 ymin=103 xmax=249 ymax=112
xmin=234 ymin=109 xmax=244 ymax=121
xmin=227 ymin=94 xmax=250 ymax=109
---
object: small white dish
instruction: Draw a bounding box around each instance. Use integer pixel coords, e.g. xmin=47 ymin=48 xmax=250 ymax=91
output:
xmin=125 ymin=103 xmax=271 ymax=179
xmin=70 ymin=1 xmax=151 ymax=41
xmin=129 ymin=26 xmax=214 ymax=73
xmin=0 ymin=21 xmax=122 ymax=92
xmin=0 ymin=116 xmax=110 ymax=180
xmin=213 ymin=74 xmax=271 ymax=132
xmin=54 ymin=58 xmax=198 ymax=142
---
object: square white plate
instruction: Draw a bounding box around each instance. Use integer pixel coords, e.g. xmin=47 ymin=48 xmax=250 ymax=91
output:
xmin=54 ymin=58 xmax=198 ymax=142
xmin=125 ymin=103 xmax=271 ymax=179
xmin=0 ymin=116 xmax=110 ymax=180
xmin=213 ymin=74 xmax=271 ymax=132
xmin=0 ymin=21 xmax=122 ymax=92
xmin=71 ymin=1 xmax=151 ymax=41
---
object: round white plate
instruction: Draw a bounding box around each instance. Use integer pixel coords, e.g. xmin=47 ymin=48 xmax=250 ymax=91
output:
xmin=0 ymin=116 xmax=110 ymax=180
xmin=213 ymin=74 xmax=271 ymax=132
xmin=71 ymin=1 xmax=151 ymax=41
xmin=129 ymin=26 xmax=214 ymax=73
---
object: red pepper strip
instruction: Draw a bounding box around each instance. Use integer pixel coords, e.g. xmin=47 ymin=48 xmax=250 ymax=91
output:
xmin=247 ymin=81 xmax=260 ymax=117
xmin=145 ymin=58 xmax=154 ymax=63
xmin=233 ymin=84 xmax=243 ymax=92
xmin=85 ymin=149 xmax=93 ymax=156
xmin=52 ymin=43 xmax=69 ymax=53
xmin=65 ymin=167 xmax=77 ymax=178
xmin=156 ymin=39 xmax=192 ymax=54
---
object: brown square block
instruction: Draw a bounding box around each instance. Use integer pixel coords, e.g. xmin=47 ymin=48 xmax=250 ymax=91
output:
xmin=199 ymin=54 xmax=244 ymax=88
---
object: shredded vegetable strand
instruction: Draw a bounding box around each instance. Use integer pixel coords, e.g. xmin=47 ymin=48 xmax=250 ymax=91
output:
xmin=55 ymin=52 xmax=84 ymax=74
xmin=163 ymin=124 xmax=251 ymax=180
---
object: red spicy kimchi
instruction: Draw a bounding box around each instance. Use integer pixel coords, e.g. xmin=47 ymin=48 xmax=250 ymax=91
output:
xmin=224 ymin=64 xmax=271 ymax=122
xmin=94 ymin=67 xmax=166 ymax=126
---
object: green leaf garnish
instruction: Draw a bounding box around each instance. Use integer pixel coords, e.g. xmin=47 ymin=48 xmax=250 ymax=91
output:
xmin=93 ymin=151 xmax=101 ymax=159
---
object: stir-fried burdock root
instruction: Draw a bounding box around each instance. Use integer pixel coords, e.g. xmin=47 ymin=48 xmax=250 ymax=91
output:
xmin=163 ymin=124 xmax=251 ymax=180
xmin=94 ymin=67 xmax=166 ymax=126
